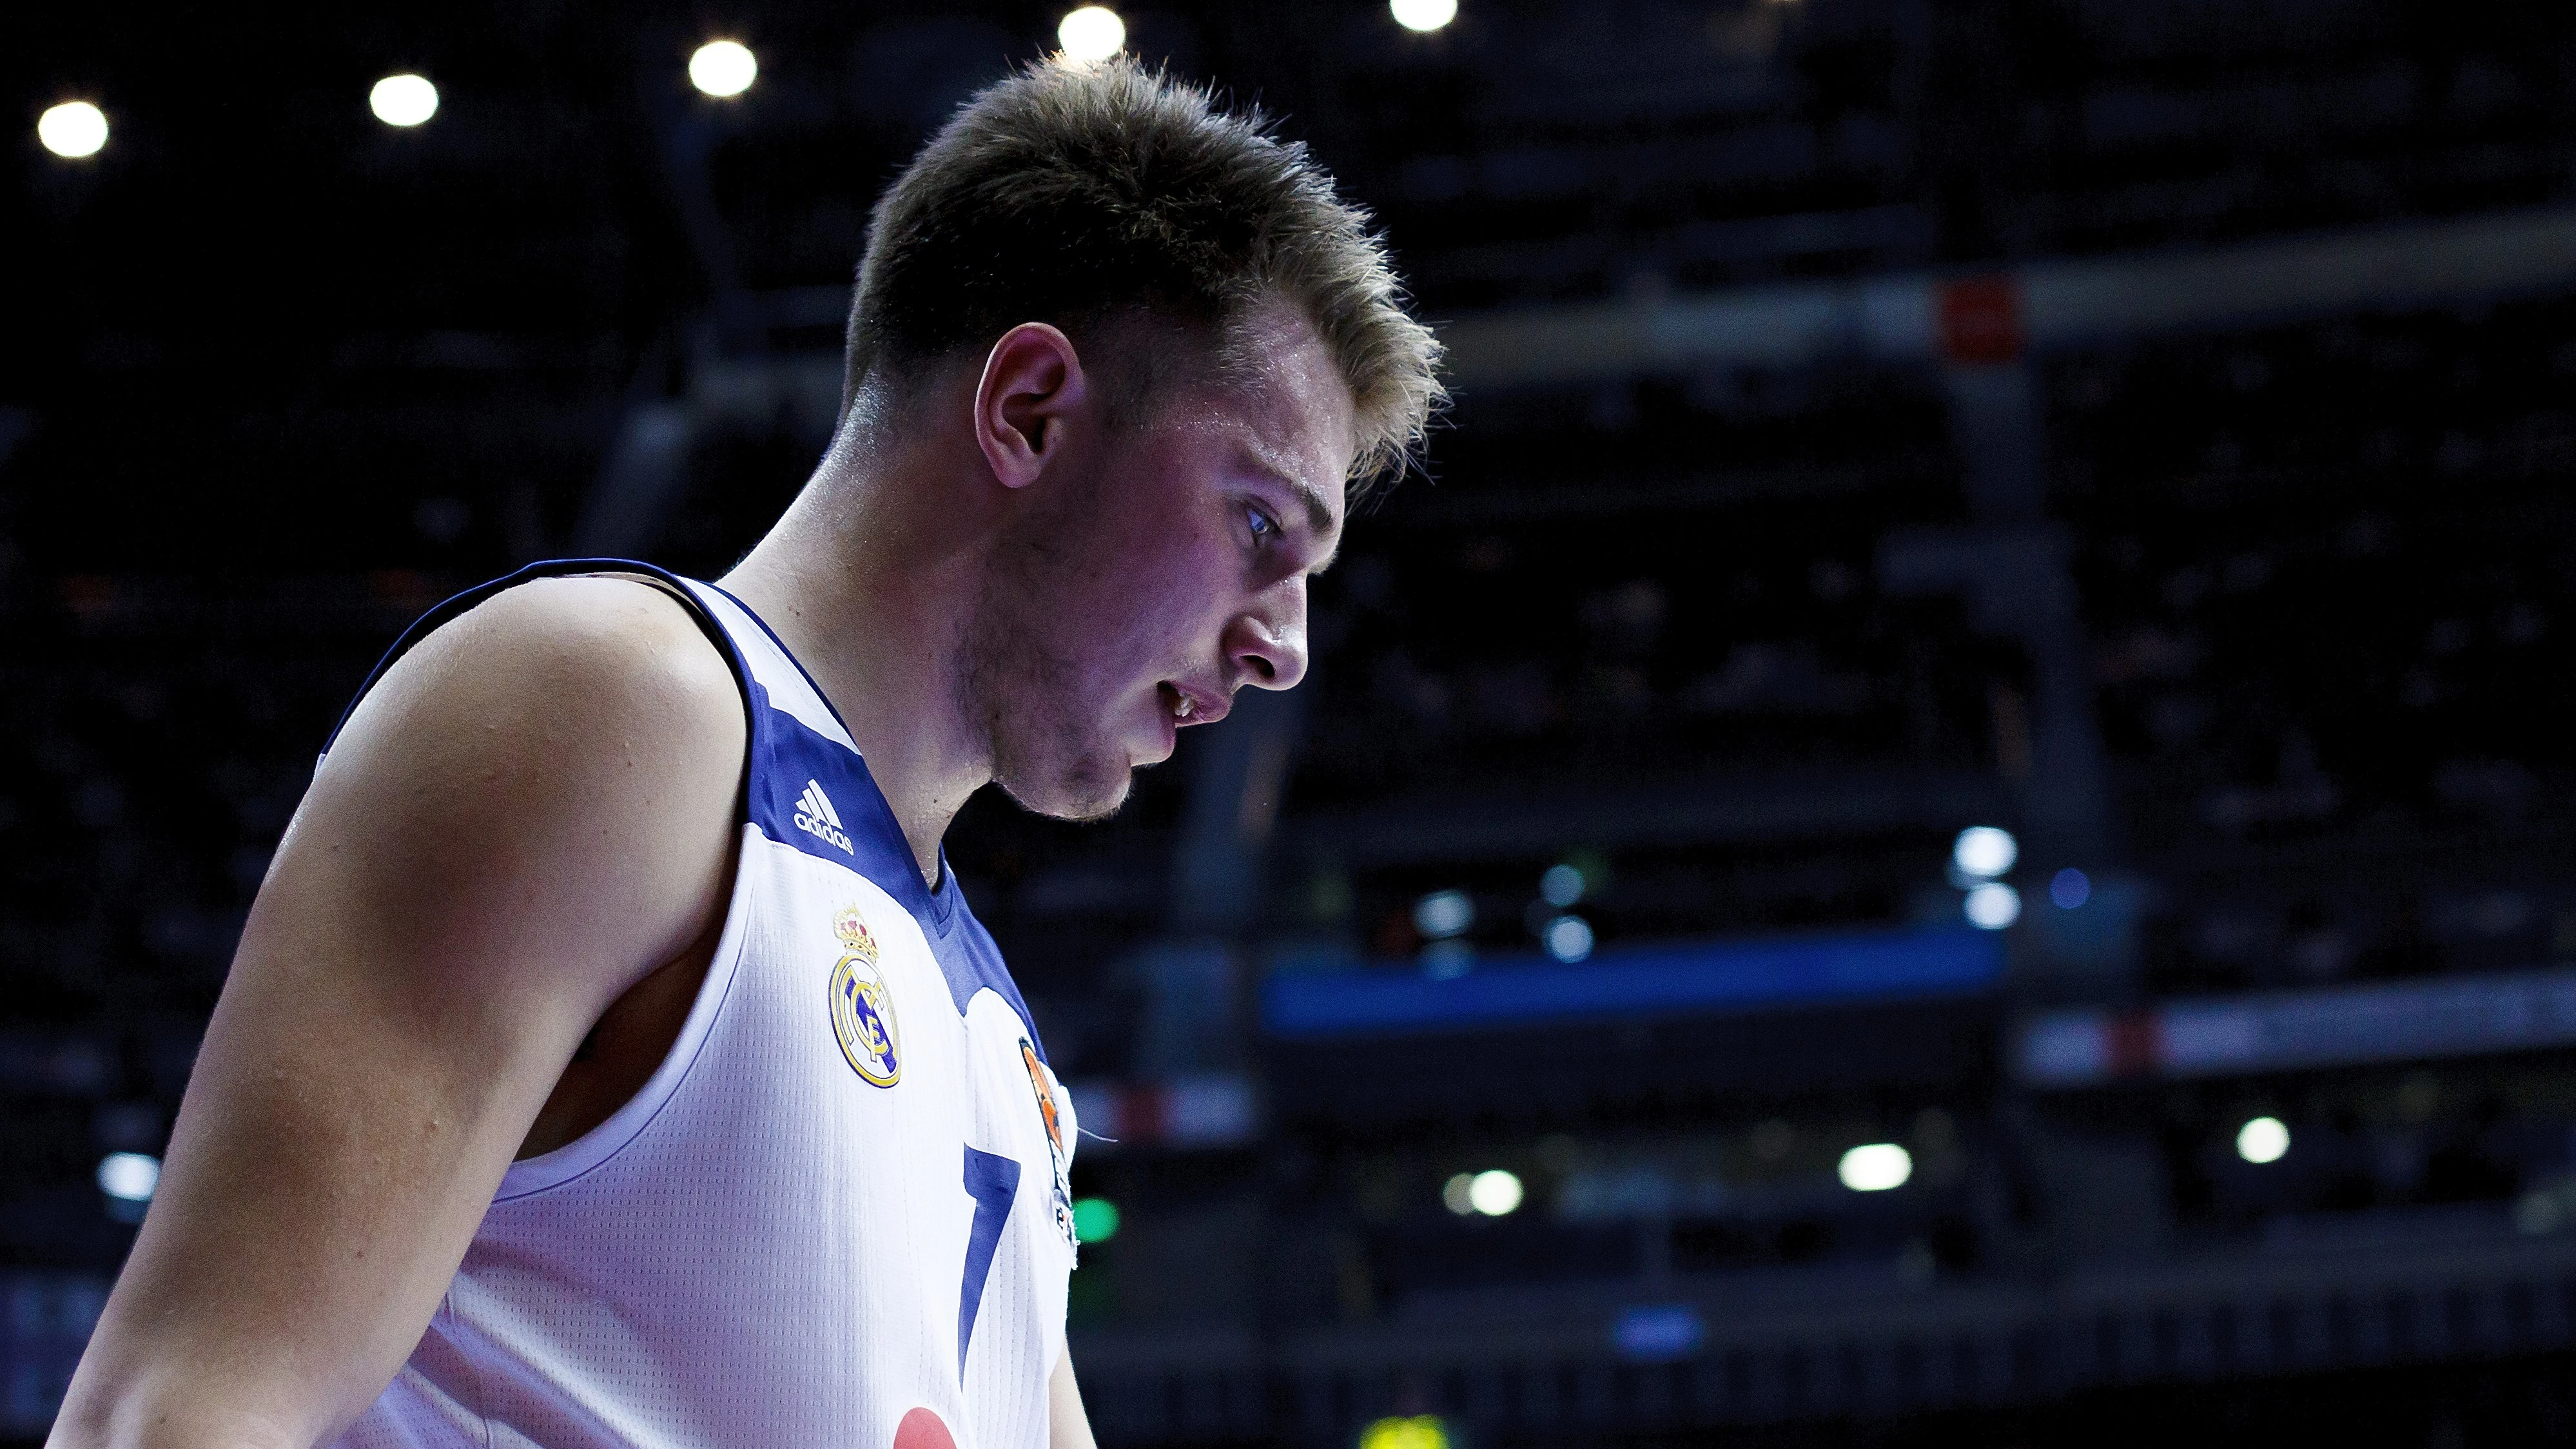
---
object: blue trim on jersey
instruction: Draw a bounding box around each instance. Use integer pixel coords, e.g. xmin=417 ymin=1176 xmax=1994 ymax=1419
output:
xmin=748 ymin=693 xmax=1044 ymax=1052
xmin=329 ymin=558 xmax=1046 ymax=1062
xmin=956 ymin=1145 xmax=1022 ymax=1383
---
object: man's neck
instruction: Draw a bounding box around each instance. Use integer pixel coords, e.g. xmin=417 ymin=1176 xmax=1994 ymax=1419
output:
xmin=716 ymin=462 xmax=991 ymax=888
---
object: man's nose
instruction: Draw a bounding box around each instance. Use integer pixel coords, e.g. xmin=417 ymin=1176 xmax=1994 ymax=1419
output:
xmin=1228 ymin=585 xmax=1309 ymax=692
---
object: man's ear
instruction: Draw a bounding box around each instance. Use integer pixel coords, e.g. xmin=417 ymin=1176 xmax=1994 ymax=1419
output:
xmin=973 ymin=323 xmax=1089 ymax=491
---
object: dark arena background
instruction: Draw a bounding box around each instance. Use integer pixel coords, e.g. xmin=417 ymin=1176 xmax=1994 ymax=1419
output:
xmin=17 ymin=2 xmax=2576 ymax=1445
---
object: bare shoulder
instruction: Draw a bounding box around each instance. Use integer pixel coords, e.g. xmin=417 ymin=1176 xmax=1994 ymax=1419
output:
xmin=293 ymin=572 xmax=746 ymax=996
xmin=332 ymin=574 xmax=742 ymax=799
xmin=353 ymin=574 xmax=741 ymax=750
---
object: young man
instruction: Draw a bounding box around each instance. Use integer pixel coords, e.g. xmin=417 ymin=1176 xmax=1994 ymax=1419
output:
xmin=52 ymin=57 xmax=1440 ymax=1449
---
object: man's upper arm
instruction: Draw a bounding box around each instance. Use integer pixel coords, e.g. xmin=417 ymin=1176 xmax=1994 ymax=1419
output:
xmin=1049 ymin=1351 xmax=1098 ymax=1449
xmin=52 ymin=578 xmax=745 ymax=1449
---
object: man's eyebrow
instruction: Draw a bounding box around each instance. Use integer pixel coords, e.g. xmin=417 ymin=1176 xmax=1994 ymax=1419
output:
xmin=1287 ymin=476 xmax=1338 ymax=544
xmin=1245 ymin=454 xmax=1343 ymax=569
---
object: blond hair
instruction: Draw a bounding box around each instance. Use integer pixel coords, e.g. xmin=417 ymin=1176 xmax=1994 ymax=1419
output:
xmin=844 ymin=57 xmax=1443 ymax=485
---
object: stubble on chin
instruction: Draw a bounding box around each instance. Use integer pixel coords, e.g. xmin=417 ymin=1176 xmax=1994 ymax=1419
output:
xmin=1013 ymin=749 xmax=1133 ymax=823
xmin=987 ymin=690 xmax=1135 ymax=823
xmin=957 ymin=585 xmax=1135 ymax=824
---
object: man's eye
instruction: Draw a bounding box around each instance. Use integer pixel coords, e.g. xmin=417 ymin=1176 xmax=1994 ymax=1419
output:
xmin=1247 ymin=507 xmax=1278 ymax=541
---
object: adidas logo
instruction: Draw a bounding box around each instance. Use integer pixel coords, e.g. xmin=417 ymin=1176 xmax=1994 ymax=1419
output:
xmin=793 ymin=779 xmax=854 ymax=854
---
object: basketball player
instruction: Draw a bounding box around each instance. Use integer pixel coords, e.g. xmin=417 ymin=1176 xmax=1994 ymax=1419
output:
xmin=51 ymin=58 xmax=1439 ymax=1449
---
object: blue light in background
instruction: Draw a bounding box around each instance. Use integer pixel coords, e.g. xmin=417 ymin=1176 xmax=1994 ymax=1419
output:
xmin=1964 ymin=882 xmax=2020 ymax=930
xmin=1540 ymin=862 xmax=1586 ymax=907
xmin=1414 ymin=890 xmax=1473 ymax=939
xmin=1613 ymin=1304 xmax=1705 ymax=1361
xmin=1265 ymin=924 xmax=2002 ymax=1039
xmin=1543 ymin=914 xmax=1594 ymax=962
xmin=1951 ymin=826 xmax=2018 ymax=879
xmin=95 ymin=1152 xmax=157 ymax=1202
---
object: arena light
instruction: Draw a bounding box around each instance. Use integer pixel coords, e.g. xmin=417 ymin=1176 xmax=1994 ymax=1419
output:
xmin=1542 ymin=914 xmax=1594 ymax=962
xmin=1963 ymin=881 xmax=2020 ymax=930
xmin=2050 ymin=867 xmax=2091 ymax=909
xmin=2236 ymin=1116 xmax=2290 ymax=1164
xmin=1071 ymin=1196 xmax=1120 ymax=1242
xmin=1358 ymin=1415 xmax=1450 ymax=1449
xmin=1613 ymin=1303 xmax=1706 ymax=1361
xmin=1539 ymin=862 xmax=1585 ymax=907
xmin=97 ymin=1151 xmax=159 ymax=1202
xmin=1837 ymin=1142 xmax=1911 ymax=1192
xmin=1441 ymin=1172 xmax=1476 ymax=1215
xmin=37 ymin=101 xmax=108 ymax=159
xmin=1467 ymin=1169 xmax=1523 ymax=1215
xmin=689 ymin=40 xmax=757 ymax=98
xmin=1413 ymin=889 xmax=1472 ymax=940
xmin=1058 ymin=6 xmax=1126 ymax=61
xmin=369 ymin=74 xmax=439 ymax=127
xmin=1391 ymin=0 xmax=1459 ymax=31
xmin=1951 ymin=825 xmax=2017 ymax=879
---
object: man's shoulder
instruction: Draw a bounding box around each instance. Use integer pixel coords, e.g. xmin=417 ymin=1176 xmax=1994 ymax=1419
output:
xmin=307 ymin=572 xmax=748 ymax=984
xmin=353 ymin=574 xmax=741 ymax=754
xmin=326 ymin=572 xmax=745 ymax=834
xmin=444 ymin=573 xmax=736 ymax=702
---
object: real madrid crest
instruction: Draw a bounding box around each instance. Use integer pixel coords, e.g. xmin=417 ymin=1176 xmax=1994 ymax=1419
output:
xmin=828 ymin=905 xmax=901 ymax=1087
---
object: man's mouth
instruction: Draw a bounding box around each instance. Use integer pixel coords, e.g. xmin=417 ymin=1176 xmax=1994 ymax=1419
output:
xmin=1158 ymin=681 xmax=1227 ymax=726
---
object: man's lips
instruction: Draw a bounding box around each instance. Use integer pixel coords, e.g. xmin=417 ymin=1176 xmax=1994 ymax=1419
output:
xmin=1156 ymin=680 xmax=1231 ymax=728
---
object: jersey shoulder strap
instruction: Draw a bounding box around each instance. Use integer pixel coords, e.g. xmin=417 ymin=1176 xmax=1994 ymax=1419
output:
xmin=322 ymin=557 xmax=752 ymax=761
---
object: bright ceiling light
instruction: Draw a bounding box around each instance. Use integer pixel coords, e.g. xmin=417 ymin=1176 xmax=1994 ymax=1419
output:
xmin=97 ymin=1151 xmax=160 ymax=1202
xmin=690 ymin=40 xmax=758 ymax=98
xmin=1543 ymin=915 xmax=1594 ymax=962
xmin=1467 ymin=1169 xmax=1523 ymax=1216
xmin=1837 ymin=1142 xmax=1912 ymax=1192
xmin=2236 ymin=1116 xmax=2290 ymax=1165
xmin=1391 ymin=0 xmax=1459 ymax=32
xmin=1964 ymin=881 xmax=2021 ymax=930
xmin=38 ymin=101 xmax=108 ymax=159
xmin=1539 ymin=862 xmax=1585 ymax=907
xmin=369 ymin=74 xmax=439 ymax=127
xmin=1951 ymin=825 xmax=2017 ymax=879
xmin=1414 ymin=889 xmax=1472 ymax=940
xmin=1441 ymin=1172 xmax=1476 ymax=1215
xmin=1058 ymin=6 xmax=1126 ymax=62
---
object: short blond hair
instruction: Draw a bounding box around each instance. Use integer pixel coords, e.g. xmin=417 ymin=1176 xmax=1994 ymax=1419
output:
xmin=844 ymin=57 xmax=1443 ymax=485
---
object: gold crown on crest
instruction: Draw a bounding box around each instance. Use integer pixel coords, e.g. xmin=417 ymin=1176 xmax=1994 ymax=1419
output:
xmin=834 ymin=906 xmax=878 ymax=962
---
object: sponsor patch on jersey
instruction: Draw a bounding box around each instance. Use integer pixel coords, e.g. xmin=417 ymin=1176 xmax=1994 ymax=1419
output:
xmin=828 ymin=905 xmax=901 ymax=1086
xmin=1020 ymin=1036 xmax=1078 ymax=1252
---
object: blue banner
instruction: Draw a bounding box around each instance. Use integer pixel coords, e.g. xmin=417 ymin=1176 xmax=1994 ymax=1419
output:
xmin=1262 ymin=926 xmax=2004 ymax=1040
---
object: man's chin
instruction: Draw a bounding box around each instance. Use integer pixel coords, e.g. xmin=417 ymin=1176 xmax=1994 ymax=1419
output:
xmin=996 ymin=755 xmax=1137 ymax=824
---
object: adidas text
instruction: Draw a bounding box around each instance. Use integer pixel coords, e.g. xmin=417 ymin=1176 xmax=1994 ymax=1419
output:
xmin=794 ymin=779 xmax=854 ymax=853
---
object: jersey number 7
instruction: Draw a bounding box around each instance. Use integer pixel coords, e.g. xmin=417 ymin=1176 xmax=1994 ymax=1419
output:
xmin=957 ymin=1145 xmax=1022 ymax=1383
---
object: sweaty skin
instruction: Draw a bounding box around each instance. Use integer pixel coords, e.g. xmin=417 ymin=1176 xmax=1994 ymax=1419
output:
xmin=49 ymin=306 xmax=1352 ymax=1449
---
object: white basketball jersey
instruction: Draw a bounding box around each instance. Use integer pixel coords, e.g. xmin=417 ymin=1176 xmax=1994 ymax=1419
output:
xmin=329 ymin=562 xmax=1079 ymax=1449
